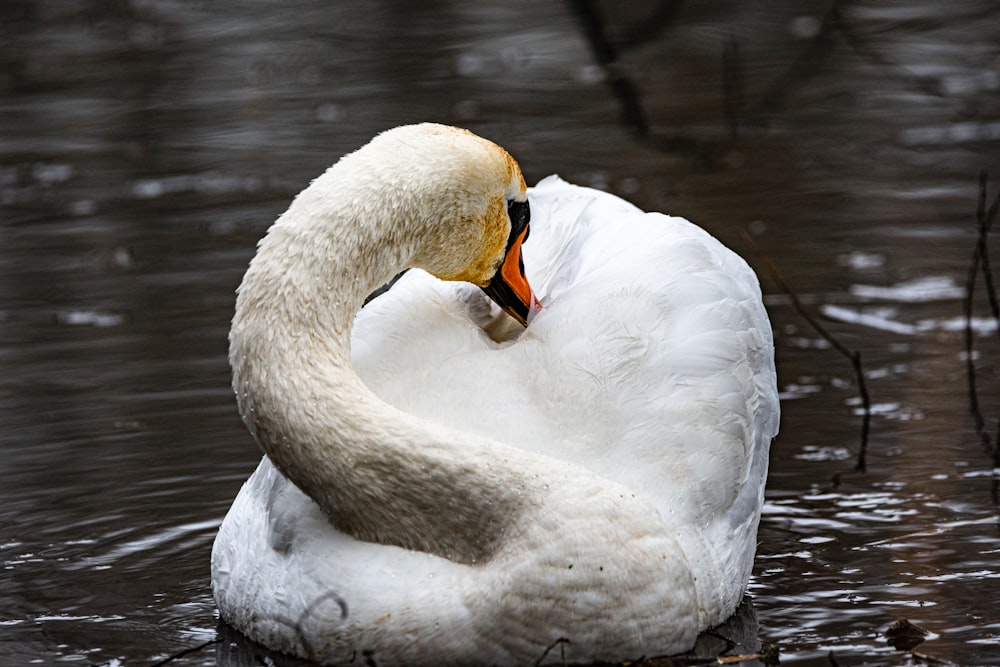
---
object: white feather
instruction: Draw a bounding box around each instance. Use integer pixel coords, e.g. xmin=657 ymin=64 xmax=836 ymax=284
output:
xmin=213 ymin=127 xmax=778 ymax=666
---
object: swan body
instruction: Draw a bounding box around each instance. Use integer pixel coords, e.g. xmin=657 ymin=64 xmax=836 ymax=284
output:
xmin=212 ymin=124 xmax=778 ymax=665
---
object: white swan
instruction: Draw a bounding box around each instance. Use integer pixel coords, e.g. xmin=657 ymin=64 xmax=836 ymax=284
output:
xmin=212 ymin=123 xmax=779 ymax=666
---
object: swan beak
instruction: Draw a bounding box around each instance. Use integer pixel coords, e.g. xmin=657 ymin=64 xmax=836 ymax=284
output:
xmin=483 ymin=223 xmax=540 ymax=327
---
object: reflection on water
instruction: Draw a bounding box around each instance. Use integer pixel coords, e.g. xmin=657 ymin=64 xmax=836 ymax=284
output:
xmin=757 ymin=487 xmax=1000 ymax=662
xmin=2 ymin=1 xmax=1000 ymax=665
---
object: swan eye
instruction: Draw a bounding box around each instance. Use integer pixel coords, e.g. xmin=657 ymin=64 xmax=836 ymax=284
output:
xmin=506 ymin=199 xmax=530 ymax=247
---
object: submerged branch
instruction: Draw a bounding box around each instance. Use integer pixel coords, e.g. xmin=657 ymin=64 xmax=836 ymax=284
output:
xmin=743 ymin=232 xmax=871 ymax=472
xmin=761 ymin=0 xmax=946 ymax=116
xmin=148 ymin=638 xmax=220 ymax=667
xmin=965 ymin=172 xmax=1000 ymax=467
xmin=964 ymin=192 xmax=986 ymax=436
xmin=534 ymin=637 xmax=570 ymax=666
xmin=978 ymin=171 xmax=1000 ymax=341
xmin=567 ymin=0 xmax=650 ymax=139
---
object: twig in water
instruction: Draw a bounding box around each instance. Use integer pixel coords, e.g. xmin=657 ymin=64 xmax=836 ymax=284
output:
xmin=975 ymin=172 xmax=1000 ymax=333
xmin=964 ymin=172 xmax=1000 ymax=468
xmin=566 ymin=0 xmax=650 ymax=139
xmin=759 ymin=1 xmax=844 ymax=114
xmin=148 ymin=638 xmax=220 ymax=667
xmin=910 ymin=650 xmax=960 ymax=666
xmin=263 ymin=589 xmax=350 ymax=663
xmin=761 ymin=0 xmax=945 ymax=116
xmin=743 ymin=231 xmax=872 ymax=471
xmin=964 ymin=174 xmax=990 ymax=447
xmin=294 ymin=590 xmax=349 ymax=661
xmin=534 ymin=637 xmax=570 ymax=666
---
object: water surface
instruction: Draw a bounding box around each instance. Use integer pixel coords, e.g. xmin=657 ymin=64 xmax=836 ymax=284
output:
xmin=2 ymin=1 xmax=1000 ymax=665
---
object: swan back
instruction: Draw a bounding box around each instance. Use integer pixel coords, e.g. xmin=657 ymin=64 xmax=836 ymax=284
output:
xmin=351 ymin=175 xmax=778 ymax=621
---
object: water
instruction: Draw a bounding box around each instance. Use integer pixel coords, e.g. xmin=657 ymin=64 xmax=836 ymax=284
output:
xmin=2 ymin=1 xmax=1000 ymax=664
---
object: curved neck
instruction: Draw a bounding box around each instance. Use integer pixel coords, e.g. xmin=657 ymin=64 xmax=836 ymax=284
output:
xmin=229 ymin=168 xmax=526 ymax=564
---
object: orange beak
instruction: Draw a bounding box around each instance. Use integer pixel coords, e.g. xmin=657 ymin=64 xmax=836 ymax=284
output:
xmin=482 ymin=200 xmax=541 ymax=327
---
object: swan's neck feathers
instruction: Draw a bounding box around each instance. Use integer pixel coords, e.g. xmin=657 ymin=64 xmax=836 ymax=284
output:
xmin=229 ymin=159 xmax=527 ymax=564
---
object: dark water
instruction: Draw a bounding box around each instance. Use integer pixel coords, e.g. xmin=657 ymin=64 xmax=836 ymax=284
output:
xmin=3 ymin=1 xmax=1000 ymax=665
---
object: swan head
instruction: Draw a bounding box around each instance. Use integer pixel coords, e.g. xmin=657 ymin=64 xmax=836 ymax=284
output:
xmin=360 ymin=124 xmax=540 ymax=325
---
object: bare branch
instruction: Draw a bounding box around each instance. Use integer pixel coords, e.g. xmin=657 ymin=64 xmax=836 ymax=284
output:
xmin=743 ymin=231 xmax=871 ymax=471
xmin=566 ymin=0 xmax=650 ymax=139
xmin=148 ymin=638 xmax=220 ymax=667
xmin=966 ymin=172 xmax=1000 ymax=467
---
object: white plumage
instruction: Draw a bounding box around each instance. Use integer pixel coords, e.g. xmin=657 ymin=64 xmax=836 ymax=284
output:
xmin=212 ymin=125 xmax=778 ymax=666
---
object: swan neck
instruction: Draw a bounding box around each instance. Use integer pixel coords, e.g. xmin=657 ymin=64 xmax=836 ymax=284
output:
xmin=229 ymin=168 xmax=524 ymax=564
